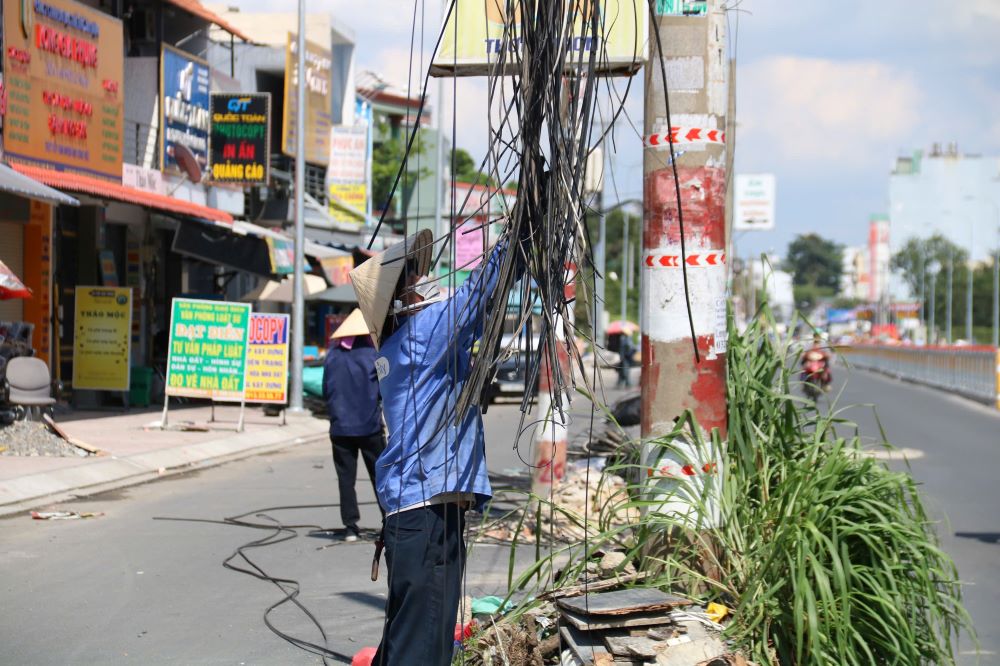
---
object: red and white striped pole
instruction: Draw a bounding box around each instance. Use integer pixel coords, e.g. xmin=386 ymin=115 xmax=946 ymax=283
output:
xmin=641 ymin=1 xmax=729 ymax=518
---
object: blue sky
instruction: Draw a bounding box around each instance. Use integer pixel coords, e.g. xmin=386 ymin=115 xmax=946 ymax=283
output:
xmin=244 ymin=0 xmax=1000 ymax=259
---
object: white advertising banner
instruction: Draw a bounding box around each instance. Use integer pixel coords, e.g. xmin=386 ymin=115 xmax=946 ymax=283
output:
xmin=734 ymin=173 xmax=776 ymax=231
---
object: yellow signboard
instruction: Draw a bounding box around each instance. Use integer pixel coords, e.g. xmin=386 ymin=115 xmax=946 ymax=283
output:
xmin=2 ymin=0 xmax=124 ymax=179
xmin=431 ymin=0 xmax=646 ymax=77
xmin=328 ymin=182 xmax=367 ymax=225
xmin=282 ymin=34 xmax=332 ymax=166
xmin=72 ymin=287 xmax=132 ymax=390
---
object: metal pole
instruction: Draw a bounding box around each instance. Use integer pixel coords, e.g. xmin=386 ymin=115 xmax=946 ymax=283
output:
xmin=988 ymin=201 xmax=1000 ymax=348
xmin=365 ymin=100 xmax=373 ymax=226
xmin=967 ymin=221 xmax=974 ymax=343
xmin=433 ymin=1 xmax=446 ymax=247
xmin=919 ymin=247 xmax=925 ymax=333
xmin=947 ymin=247 xmax=953 ymax=344
xmin=620 ymin=215 xmax=628 ymax=325
xmin=595 ymin=188 xmax=605 ymax=346
xmin=288 ymin=0 xmax=307 ymax=413
xmin=929 ymin=272 xmax=937 ymax=345
xmin=995 ymin=233 xmax=999 ymax=348
xmin=642 ymin=1 xmax=729 ymax=440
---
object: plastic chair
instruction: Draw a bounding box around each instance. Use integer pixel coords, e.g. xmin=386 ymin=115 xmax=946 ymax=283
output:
xmin=4 ymin=357 xmax=56 ymax=420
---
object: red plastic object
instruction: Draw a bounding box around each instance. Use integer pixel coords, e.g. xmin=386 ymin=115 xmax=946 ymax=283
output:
xmin=351 ymin=646 xmax=377 ymax=666
xmin=454 ymin=620 xmax=476 ymax=642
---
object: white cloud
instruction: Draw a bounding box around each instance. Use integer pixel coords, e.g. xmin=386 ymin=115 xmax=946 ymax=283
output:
xmin=738 ymin=56 xmax=922 ymax=166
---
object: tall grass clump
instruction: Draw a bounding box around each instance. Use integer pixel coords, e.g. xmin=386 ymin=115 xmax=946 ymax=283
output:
xmin=478 ymin=305 xmax=971 ymax=665
xmin=624 ymin=306 xmax=972 ymax=664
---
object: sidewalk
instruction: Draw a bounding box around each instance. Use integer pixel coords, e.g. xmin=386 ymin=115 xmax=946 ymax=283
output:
xmin=0 ymin=404 xmax=328 ymax=517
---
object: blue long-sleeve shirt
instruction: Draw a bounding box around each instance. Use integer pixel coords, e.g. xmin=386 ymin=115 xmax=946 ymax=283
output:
xmin=322 ymin=342 xmax=383 ymax=437
xmin=373 ymin=243 xmax=508 ymax=514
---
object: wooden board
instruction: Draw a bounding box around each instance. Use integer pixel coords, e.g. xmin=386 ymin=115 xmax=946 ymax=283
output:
xmin=539 ymin=571 xmax=650 ymax=601
xmin=559 ymin=626 xmax=645 ymax=666
xmin=561 ymin=607 xmax=673 ymax=631
xmin=43 ymin=414 xmax=101 ymax=454
xmin=557 ymin=587 xmax=691 ymax=617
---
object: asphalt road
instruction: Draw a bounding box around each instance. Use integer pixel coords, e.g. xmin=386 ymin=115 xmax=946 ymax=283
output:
xmin=832 ymin=365 xmax=1000 ymax=664
xmin=3 ymin=366 xmax=994 ymax=664
xmin=0 ymin=401 xmax=547 ymax=666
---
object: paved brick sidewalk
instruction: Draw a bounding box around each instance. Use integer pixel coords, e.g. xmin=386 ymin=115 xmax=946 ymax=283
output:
xmin=0 ymin=404 xmax=328 ymax=516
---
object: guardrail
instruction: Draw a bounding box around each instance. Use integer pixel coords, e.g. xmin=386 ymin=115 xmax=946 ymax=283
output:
xmin=839 ymin=344 xmax=1000 ymax=409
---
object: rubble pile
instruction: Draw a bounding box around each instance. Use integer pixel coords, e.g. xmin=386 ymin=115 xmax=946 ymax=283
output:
xmin=0 ymin=421 xmax=89 ymax=457
xmin=555 ymin=588 xmax=741 ymax=666
xmin=476 ymin=463 xmax=639 ymax=544
xmin=463 ymin=580 xmax=748 ymax=666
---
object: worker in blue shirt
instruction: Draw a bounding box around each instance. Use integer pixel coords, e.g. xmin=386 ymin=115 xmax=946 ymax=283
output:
xmin=350 ymin=229 xmax=518 ymax=665
xmin=322 ymin=308 xmax=384 ymax=542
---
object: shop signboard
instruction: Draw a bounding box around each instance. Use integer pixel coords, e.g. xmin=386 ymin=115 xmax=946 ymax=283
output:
xmin=2 ymin=0 xmax=124 ymax=179
xmin=122 ymin=163 xmax=165 ymax=194
xmin=734 ymin=173 xmax=776 ymax=231
xmin=21 ymin=202 xmax=53 ymax=365
xmin=265 ymin=237 xmax=294 ymax=275
xmin=72 ymin=287 xmax=132 ymax=391
xmin=432 ymin=0 xmax=646 ymax=76
xmin=319 ymin=255 xmax=353 ymax=286
xmin=281 ymin=33 xmax=332 ymax=166
xmin=244 ymin=313 xmax=290 ymax=403
xmin=327 ymin=125 xmax=367 ymax=225
xmin=655 ymin=0 xmax=707 ymax=15
xmin=160 ymin=45 xmax=210 ymax=174
xmin=209 ymin=93 xmax=270 ymax=185
xmin=455 ymin=221 xmax=485 ymax=270
xmin=164 ymin=298 xmax=251 ymax=401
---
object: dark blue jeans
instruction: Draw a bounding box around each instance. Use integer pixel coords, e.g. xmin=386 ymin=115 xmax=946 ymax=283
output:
xmin=373 ymin=503 xmax=466 ymax=666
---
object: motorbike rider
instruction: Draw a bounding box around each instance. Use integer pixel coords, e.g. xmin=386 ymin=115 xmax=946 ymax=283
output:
xmin=801 ymin=332 xmax=832 ymax=389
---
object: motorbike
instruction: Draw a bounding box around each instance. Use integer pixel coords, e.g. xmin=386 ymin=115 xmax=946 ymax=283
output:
xmin=800 ymin=349 xmax=831 ymax=402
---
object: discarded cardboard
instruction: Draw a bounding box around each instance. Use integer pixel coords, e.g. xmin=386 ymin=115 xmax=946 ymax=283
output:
xmin=561 ymin=607 xmax=676 ymax=631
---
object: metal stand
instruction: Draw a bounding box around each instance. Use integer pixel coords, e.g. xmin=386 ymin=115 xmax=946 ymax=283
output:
xmin=159 ymin=393 xmax=169 ymax=430
xmin=237 ymin=398 xmax=246 ymax=433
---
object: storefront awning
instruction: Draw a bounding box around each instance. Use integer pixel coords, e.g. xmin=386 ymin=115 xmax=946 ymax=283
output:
xmin=11 ymin=163 xmax=234 ymax=225
xmin=165 ymin=0 xmax=252 ymax=42
xmin=0 ymin=162 xmax=79 ymax=207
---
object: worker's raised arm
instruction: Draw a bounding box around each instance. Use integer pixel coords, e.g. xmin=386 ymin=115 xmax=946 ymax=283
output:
xmin=449 ymin=239 xmax=513 ymax=343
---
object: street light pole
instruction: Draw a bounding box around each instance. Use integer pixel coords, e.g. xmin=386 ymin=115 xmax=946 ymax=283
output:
xmin=967 ymin=220 xmax=974 ymax=343
xmin=946 ymin=246 xmax=953 ymax=344
xmin=288 ymin=0 xmax=308 ymax=413
xmin=621 ymin=214 xmax=628 ymax=326
xmin=919 ymin=246 xmax=926 ymax=335
xmin=965 ymin=196 xmax=1000 ymax=347
xmin=929 ymin=269 xmax=938 ymax=345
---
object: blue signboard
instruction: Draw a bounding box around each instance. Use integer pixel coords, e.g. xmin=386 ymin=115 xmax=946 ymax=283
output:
xmin=160 ymin=45 xmax=211 ymax=173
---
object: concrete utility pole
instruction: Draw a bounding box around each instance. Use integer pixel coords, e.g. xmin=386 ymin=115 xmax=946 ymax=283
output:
xmin=288 ymin=0 xmax=307 ymax=413
xmin=641 ymin=1 xmax=729 ymax=440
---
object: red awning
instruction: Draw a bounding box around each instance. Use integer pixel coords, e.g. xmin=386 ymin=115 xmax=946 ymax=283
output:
xmin=164 ymin=0 xmax=252 ymax=42
xmin=11 ymin=163 xmax=234 ymax=225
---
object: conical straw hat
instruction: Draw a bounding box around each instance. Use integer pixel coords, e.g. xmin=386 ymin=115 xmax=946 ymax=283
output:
xmin=349 ymin=229 xmax=433 ymax=347
xmin=330 ymin=308 xmax=370 ymax=339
